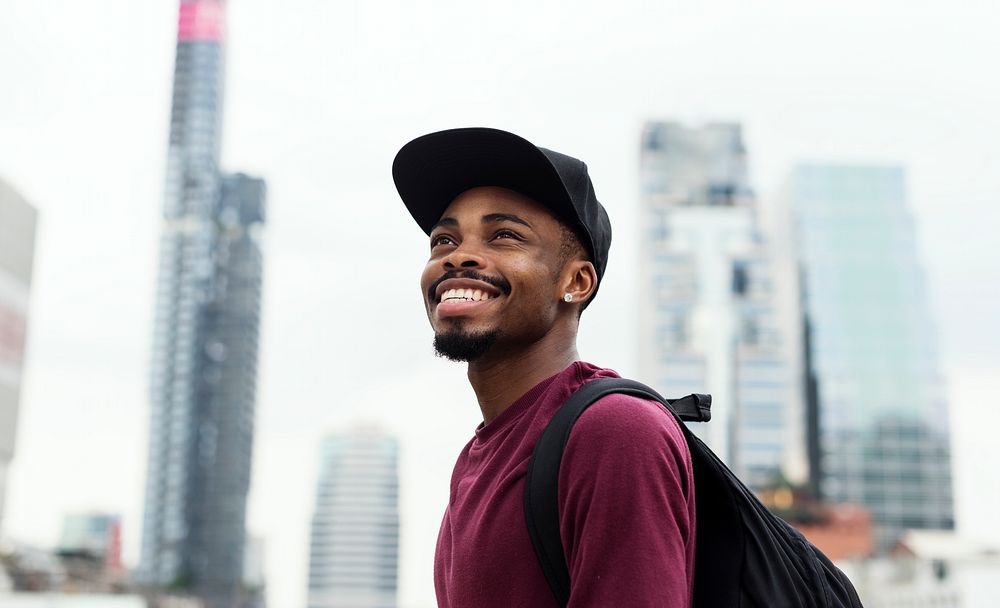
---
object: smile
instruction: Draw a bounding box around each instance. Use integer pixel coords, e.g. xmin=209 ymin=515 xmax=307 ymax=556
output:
xmin=440 ymin=288 xmax=493 ymax=303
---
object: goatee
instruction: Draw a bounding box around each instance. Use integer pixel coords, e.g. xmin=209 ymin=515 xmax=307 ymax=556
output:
xmin=433 ymin=329 xmax=500 ymax=362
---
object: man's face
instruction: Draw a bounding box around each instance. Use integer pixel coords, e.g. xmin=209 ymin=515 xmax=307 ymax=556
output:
xmin=420 ymin=186 xmax=568 ymax=362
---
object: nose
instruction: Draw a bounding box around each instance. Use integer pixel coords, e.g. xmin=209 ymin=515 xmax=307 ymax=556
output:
xmin=442 ymin=241 xmax=486 ymax=271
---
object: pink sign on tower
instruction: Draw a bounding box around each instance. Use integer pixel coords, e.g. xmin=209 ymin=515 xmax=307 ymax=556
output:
xmin=0 ymin=303 xmax=26 ymax=369
xmin=178 ymin=0 xmax=224 ymax=43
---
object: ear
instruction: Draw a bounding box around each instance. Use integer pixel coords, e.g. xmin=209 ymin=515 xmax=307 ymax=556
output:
xmin=557 ymin=260 xmax=597 ymax=306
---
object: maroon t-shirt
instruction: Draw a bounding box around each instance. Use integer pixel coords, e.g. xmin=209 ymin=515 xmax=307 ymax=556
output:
xmin=434 ymin=361 xmax=696 ymax=607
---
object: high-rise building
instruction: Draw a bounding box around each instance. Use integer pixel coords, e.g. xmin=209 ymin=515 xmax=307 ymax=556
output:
xmin=139 ymin=2 xmax=266 ymax=606
xmin=0 ymin=178 xmax=37 ymax=535
xmin=788 ymin=164 xmax=953 ymax=550
xmin=638 ymin=122 xmax=805 ymax=489
xmin=308 ymin=427 xmax=400 ymax=608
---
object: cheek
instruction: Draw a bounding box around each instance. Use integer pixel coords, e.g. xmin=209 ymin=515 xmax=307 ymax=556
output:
xmin=419 ymin=268 xmax=439 ymax=313
xmin=510 ymin=261 xmax=559 ymax=303
xmin=420 ymin=261 xmax=438 ymax=294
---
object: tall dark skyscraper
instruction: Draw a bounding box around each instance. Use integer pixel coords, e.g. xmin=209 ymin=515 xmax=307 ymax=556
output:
xmin=139 ymin=2 xmax=265 ymax=606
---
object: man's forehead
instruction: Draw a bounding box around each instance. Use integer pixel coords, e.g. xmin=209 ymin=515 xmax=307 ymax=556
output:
xmin=435 ymin=209 xmax=530 ymax=224
xmin=435 ymin=186 xmax=558 ymax=226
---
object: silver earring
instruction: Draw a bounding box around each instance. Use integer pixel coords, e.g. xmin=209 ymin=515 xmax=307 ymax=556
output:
xmin=563 ymin=293 xmax=573 ymax=302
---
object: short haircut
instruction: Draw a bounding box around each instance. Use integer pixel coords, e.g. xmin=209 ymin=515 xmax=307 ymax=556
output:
xmin=556 ymin=221 xmax=593 ymax=313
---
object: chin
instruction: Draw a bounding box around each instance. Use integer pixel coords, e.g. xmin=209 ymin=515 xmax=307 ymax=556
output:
xmin=433 ymin=328 xmax=500 ymax=362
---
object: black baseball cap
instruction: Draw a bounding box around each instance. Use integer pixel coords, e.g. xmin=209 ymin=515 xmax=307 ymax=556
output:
xmin=392 ymin=127 xmax=612 ymax=301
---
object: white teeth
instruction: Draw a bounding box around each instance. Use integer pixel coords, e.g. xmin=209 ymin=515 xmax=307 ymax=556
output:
xmin=439 ymin=287 xmax=493 ymax=303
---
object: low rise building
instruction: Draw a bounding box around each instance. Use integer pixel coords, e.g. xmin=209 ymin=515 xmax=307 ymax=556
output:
xmin=840 ymin=530 xmax=1000 ymax=608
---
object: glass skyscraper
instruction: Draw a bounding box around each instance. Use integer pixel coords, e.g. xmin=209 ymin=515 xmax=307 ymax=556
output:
xmin=139 ymin=2 xmax=266 ymax=606
xmin=0 ymin=178 xmax=37 ymax=535
xmin=639 ymin=122 xmax=805 ymax=489
xmin=789 ymin=164 xmax=953 ymax=550
xmin=308 ymin=428 xmax=400 ymax=608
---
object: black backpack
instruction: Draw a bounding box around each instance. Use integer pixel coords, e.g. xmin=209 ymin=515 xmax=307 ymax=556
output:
xmin=524 ymin=378 xmax=864 ymax=608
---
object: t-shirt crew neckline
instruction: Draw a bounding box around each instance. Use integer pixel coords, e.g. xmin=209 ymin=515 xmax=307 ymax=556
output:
xmin=472 ymin=361 xmax=583 ymax=445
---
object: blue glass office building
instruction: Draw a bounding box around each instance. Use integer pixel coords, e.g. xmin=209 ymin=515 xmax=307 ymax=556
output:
xmin=791 ymin=164 xmax=953 ymax=550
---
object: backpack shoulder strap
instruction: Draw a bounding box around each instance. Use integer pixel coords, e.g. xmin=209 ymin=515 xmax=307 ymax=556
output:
xmin=523 ymin=377 xmax=707 ymax=606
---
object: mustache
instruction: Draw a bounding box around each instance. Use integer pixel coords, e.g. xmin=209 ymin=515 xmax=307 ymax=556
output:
xmin=427 ymin=270 xmax=512 ymax=302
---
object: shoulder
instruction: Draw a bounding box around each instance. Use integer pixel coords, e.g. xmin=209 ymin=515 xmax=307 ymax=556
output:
xmin=569 ymin=391 xmax=688 ymax=455
xmin=558 ymin=390 xmax=694 ymax=494
xmin=557 ymin=388 xmax=696 ymax=516
xmin=564 ymin=364 xmax=686 ymax=442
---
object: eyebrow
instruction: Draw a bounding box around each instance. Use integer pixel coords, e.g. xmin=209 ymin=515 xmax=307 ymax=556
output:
xmin=432 ymin=213 xmax=533 ymax=230
xmin=482 ymin=213 xmax=532 ymax=228
xmin=433 ymin=217 xmax=459 ymax=229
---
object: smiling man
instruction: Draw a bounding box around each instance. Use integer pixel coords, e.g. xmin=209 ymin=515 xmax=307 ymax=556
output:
xmin=393 ymin=128 xmax=696 ymax=607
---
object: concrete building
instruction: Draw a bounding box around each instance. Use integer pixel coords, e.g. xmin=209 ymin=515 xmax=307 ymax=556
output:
xmin=638 ymin=122 xmax=805 ymax=488
xmin=839 ymin=531 xmax=1000 ymax=608
xmin=58 ymin=513 xmax=122 ymax=564
xmin=139 ymin=2 xmax=266 ymax=606
xmin=0 ymin=179 xmax=37 ymax=535
xmin=308 ymin=427 xmax=399 ymax=608
xmin=787 ymin=164 xmax=953 ymax=550
xmin=56 ymin=512 xmax=124 ymax=590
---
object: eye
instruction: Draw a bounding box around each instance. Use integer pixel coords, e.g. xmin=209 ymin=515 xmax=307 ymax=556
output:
xmin=491 ymin=229 xmax=522 ymax=241
xmin=431 ymin=234 xmax=456 ymax=248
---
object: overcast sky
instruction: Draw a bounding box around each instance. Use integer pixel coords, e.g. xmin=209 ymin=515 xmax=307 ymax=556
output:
xmin=2 ymin=1 xmax=999 ymax=606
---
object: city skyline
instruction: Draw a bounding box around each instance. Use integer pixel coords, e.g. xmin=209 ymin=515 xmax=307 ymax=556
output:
xmin=2 ymin=2 xmax=998 ymax=606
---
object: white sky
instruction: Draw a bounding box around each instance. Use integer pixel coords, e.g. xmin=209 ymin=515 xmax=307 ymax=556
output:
xmin=1 ymin=1 xmax=999 ymax=606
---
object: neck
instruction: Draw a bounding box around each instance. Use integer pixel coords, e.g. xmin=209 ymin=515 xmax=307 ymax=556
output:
xmin=466 ymin=324 xmax=579 ymax=425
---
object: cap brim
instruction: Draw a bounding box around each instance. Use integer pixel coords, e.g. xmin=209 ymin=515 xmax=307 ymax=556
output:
xmin=392 ymin=127 xmax=576 ymax=235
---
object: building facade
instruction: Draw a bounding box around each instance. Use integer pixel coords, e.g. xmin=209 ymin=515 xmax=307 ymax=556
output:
xmin=788 ymin=164 xmax=953 ymax=550
xmin=139 ymin=2 xmax=266 ymax=606
xmin=55 ymin=512 xmax=125 ymax=592
xmin=58 ymin=512 xmax=123 ymax=570
xmin=839 ymin=531 xmax=1000 ymax=608
xmin=308 ymin=428 xmax=399 ymax=608
xmin=638 ymin=122 xmax=805 ymax=489
xmin=0 ymin=179 xmax=37 ymax=535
